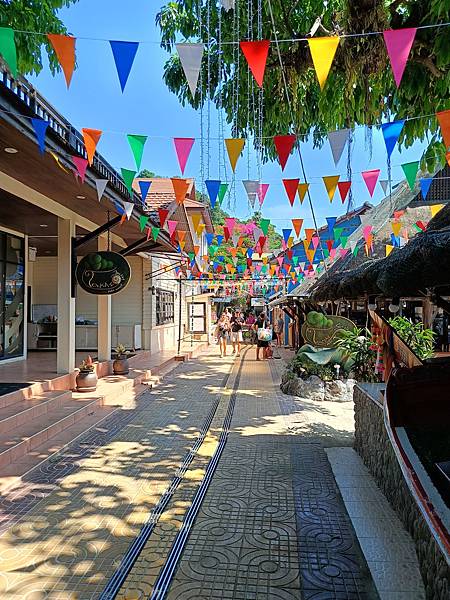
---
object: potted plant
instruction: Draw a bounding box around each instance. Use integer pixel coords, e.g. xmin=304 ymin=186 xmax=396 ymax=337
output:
xmin=76 ymin=356 xmax=98 ymax=392
xmin=113 ymin=343 xmax=130 ymax=375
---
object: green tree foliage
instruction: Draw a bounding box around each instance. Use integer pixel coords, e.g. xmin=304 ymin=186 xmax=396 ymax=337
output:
xmin=156 ymin=1 xmax=450 ymax=170
xmin=0 ymin=0 xmax=80 ymax=75
xmin=137 ymin=169 xmax=161 ymax=178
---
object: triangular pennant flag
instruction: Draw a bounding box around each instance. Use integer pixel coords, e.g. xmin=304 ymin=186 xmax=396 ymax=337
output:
xmin=82 ymin=128 xmax=102 ymax=166
xmin=123 ymin=201 xmax=134 ymax=220
xmin=430 ymin=204 xmax=444 ymax=218
xmin=191 ymin=213 xmax=202 ymax=233
xmin=401 ymin=161 xmax=419 ymax=190
xmin=260 ymin=218 xmax=270 ymax=236
xmin=258 ymin=183 xmax=269 ymax=206
xmin=110 ymin=40 xmax=139 ymax=92
xmin=297 ymin=183 xmax=309 ymax=204
xmin=205 ymin=179 xmax=221 ymax=208
xmin=151 ymin=226 xmax=160 ymax=242
xmin=240 ymin=40 xmax=270 ymax=87
xmin=171 ymin=178 xmax=189 ymax=204
xmin=337 ymin=181 xmax=351 ymax=204
xmin=322 ymin=176 xmax=340 ymax=202
xmin=138 ymin=180 xmax=152 ymax=203
xmin=273 ymin=135 xmax=296 ymax=171
xmin=218 ymin=183 xmax=228 ymax=205
xmin=328 ymin=129 xmax=350 ymax=165
xmin=127 ymin=134 xmax=147 ymax=171
xmin=31 ymin=118 xmax=49 ymax=154
xmin=167 ymin=220 xmax=178 ymax=237
xmin=225 ymin=218 xmax=236 ymax=235
xmin=380 ymin=179 xmax=389 ymax=194
xmin=283 ymin=179 xmax=300 ymax=206
xmin=50 ymin=151 xmax=70 ymax=174
xmin=121 ymin=168 xmax=136 ymax=196
xmin=95 ymin=179 xmax=108 ymax=202
xmin=326 ymin=239 xmax=333 ymax=252
xmin=176 ymin=43 xmax=204 ymax=98
xmin=292 ymin=218 xmax=303 ymax=238
xmin=72 ymin=156 xmax=88 ymax=183
xmin=340 ymin=236 xmax=348 ymax=248
xmin=362 ymin=169 xmax=380 ymax=197
xmin=158 ymin=208 xmax=169 ymax=228
xmin=225 ymin=138 xmax=245 ymax=172
xmin=177 ymin=230 xmax=187 ymax=243
xmin=139 ymin=215 xmax=149 ymax=232
xmin=383 ymin=28 xmax=417 ymax=87
xmin=311 ymin=236 xmax=320 ymax=250
xmin=326 ymin=217 xmax=337 ymax=237
xmin=282 ymin=229 xmax=292 ymax=244
xmin=381 ymin=120 xmax=405 ymax=159
xmin=420 ymin=178 xmax=433 ymax=200
xmin=391 ymin=221 xmax=402 ymax=237
xmin=333 ymin=227 xmax=343 ymax=241
xmin=304 ymin=228 xmax=315 ymax=244
xmin=173 ymin=138 xmax=195 ymax=174
xmin=0 ymin=27 xmax=17 ymax=77
xmin=47 ymin=34 xmax=76 ymax=88
xmin=436 ymin=110 xmax=450 ymax=151
xmin=307 ymin=37 xmax=340 ymax=90
xmin=385 ymin=244 xmax=394 ymax=257
xmin=243 ymin=180 xmax=259 ymax=206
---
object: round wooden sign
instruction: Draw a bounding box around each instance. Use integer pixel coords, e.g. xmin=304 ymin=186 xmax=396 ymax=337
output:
xmin=76 ymin=251 xmax=131 ymax=295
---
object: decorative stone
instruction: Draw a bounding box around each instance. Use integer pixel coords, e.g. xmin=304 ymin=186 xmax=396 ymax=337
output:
xmin=302 ymin=375 xmax=325 ymax=402
xmin=324 ymin=379 xmax=349 ymax=402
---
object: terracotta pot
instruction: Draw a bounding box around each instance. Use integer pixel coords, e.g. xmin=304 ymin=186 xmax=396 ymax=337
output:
xmin=113 ymin=357 xmax=129 ymax=375
xmin=76 ymin=370 xmax=98 ymax=392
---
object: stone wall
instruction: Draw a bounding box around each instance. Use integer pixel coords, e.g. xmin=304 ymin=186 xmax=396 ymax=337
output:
xmin=354 ymin=385 xmax=450 ymax=600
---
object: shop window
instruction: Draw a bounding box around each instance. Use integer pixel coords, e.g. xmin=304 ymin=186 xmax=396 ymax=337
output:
xmin=0 ymin=232 xmax=25 ymax=359
xmin=155 ymin=288 xmax=175 ymax=325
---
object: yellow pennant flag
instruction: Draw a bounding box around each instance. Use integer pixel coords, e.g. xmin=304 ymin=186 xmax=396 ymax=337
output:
xmin=225 ymin=138 xmax=245 ymax=172
xmin=322 ymin=175 xmax=340 ymax=202
xmin=307 ymin=37 xmax=340 ymax=90
xmin=191 ymin=213 xmax=202 ymax=232
xmin=430 ymin=204 xmax=444 ymax=218
xmin=385 ymin=244 xmax=394 ymax=257
xmin=297 ymin=183 xmax=309 ymax=204
xmin=287 ymin=236 xmax=294 ymax=249
xmin=306 ymin=248 xmax=315 ymax=264
xmin=197 ymin=223 xmax=206 ymax=236
xmin=179 ymin=240 xmax=186 ymax=251
xmin=391 ymin=221 xmax=402 ymax=237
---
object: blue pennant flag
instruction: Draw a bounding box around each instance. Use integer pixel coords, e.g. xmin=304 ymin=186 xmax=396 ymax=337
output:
xmin=31 ymin=118 xmax=50 ymax=154
xmin=247 ymin=248 xmax=253 ymax=258
xmin=114 ymin=200 xmax=125 ymax=215
xmin=110 ymin=40 xmax=139 ymax=92
xmin=216 ymin=235 xmax=224 ymax=246
xmin=390 ymin=233 xmax=401 ymax=247
xmin=282 ymin=228 xmax=292 ymax=244
xmin=420 ymin=178 xmax=433 ymax=200
xmin=237 ymin=265 xmax=245 ymax=273
xmin=205 ymin=232 xmax=214 ymax=245
xmin=381 ymin=120 xmax=405 ymax=159
xmin=138 ymin=180 xmax=152 ymax=203
xmin=326 ymin=217 xmax=337 ymax=237
xmin=205 ymin=179 xmax=221 ymax=208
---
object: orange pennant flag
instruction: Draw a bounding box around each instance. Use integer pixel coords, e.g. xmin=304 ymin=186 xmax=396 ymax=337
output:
xmin=307 ymin=37 xmax=340 ymax=90
xmin=81 ymin=128 xmax=102 ymax=166
xmin=47 ymin=34 xmax=76 ymax=88
xmin=292 ymin=218 xmax=304 ymax=237
xmin=306 ymin=248 xmax=316 ymax=264
xmin=436 ymin=110 xmax=450 ymax=150
xmin=177 ymin=230 xmax=187 ymax=242
xmin=297 ymin=183 xmax=309 ymax=204
xmin=304 ymin=228 xmax=315 ymax=244
xmin=171 ymin=178 xmax=189 ymax=204
xmin=323 ymin=175 xmax=340 ymax=202
xmin=193 ymin=245 xmax=200 ymax=255
xmin=225 ymin=139 xmax=245 ymax=172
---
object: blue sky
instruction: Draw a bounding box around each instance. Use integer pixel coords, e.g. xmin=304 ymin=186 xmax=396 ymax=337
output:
xmin=29 ymin=0 xmax=427 ymax=234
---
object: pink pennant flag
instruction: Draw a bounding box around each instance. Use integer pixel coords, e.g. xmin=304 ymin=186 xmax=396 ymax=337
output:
xmin=173 ymin=138 xmax=195 ymax=174
xmin=312 ymin=236 xmax=320 ymax=250
xmin=363 ymin=225 xmax=373 ymax=242
xmin=329 ymin=248 xmax=337 ymax=259
xmin=258 ymin=183 xmax=269 ymax=206
xmin=383 ymin=28 xmax=417 ymax=88
xmin=167 ymin=220 xmax=178 ymax=237
xmin=339 ymin=248 xmax=349 ymax=258
xmin=362 ymin=169 xmax=380 ymax=197
xmin=277 ymin=255 xmax=284 ymax=267
xmin=72 ymin=156 xmax=88 ymax=183
xmin=225 ymin=217 xmax=236 ymax=234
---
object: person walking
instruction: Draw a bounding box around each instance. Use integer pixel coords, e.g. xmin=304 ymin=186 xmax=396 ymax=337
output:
xmin=275 ymin=314 xmax=284 ymax=347
xmin=246 ymin=311 xmax=256 ymax=344
xmin=230 ymin=309 xmax=244 ymax=357
xmin=255 ymin=312 xmax=270 ymax=361
xmin=215 ymin=312 xmax=230 ymax=357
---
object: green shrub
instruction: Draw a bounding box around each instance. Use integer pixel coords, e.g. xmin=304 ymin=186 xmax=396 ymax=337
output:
xmin=388 ymin=316 xmax=435 ymax=360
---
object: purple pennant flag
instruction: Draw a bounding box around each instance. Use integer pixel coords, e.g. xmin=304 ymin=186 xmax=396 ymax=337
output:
xmin=110 ymin=40 xmax=139 ymax=92
xmin=138 ymin=180 xmax=152 ymax=203
xmin=31 ymin=118 xmax=50 ymax=154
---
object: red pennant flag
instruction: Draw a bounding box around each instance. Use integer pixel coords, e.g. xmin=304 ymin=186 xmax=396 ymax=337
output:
xmin=287 ymin=250 xmax=293 ymax=260
xmin=437 ymin=110 xmax=450 ymax=151
xmin=383 ymin=28 xmax=417 ymax=88
xmin=47 ymin=34 xmax=76 ymax=88
xmin=81 ymin=128 xmax=102 ymax=166
xmin=337 ymin=181 xmax=351 ymax=204
xmin=71 ymin=156 xmax=88 ymax=183
xmin=158 ymin=208 xmax=169 ymax=227
xmin=273 ymin=135 xmax=296 ymax=171
xmin=283 ymin=179 xmax=300 ymax=206
xmin=326 ymin=239 xmax=333 ymax=252
xmin=223 ymin=226 xmax=230 ymax=242
xmin=240 ymin=40 xmax=270 ymax=88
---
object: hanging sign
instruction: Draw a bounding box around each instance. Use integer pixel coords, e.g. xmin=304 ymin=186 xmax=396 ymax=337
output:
xmin=76 ymin=251 xmax=131 ymax=295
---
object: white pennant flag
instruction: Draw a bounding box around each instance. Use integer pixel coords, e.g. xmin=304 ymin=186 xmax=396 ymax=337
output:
xmin=243 ymin=180 xmax=259 ymax=209
xmin=253 ymin=227 xmax=263 ymax=243
xmin=123 ymin=201 xmax=134 ymax=220
xmin=221 ymin=0 xmax=235 ymax=10
xmin=232 ymin=233 xmax=240 ymax=247
xmin=176 ymin=43 xmax=204 ymax=99
xmin=380 ymin=179 xmax=389 ymax=194
xmin=349 ymin=241 xmax=358 ymax=253
xmin=328 ymin=129 xmax=350 ymax=166
xmin=95 ymin=179 xmax=108 ymax=202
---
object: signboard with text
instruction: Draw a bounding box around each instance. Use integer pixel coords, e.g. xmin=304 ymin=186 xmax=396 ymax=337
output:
xmin=76 ymin=252 xmax=131 ymax=295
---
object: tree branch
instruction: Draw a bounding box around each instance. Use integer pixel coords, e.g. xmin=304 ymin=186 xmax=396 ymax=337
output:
xmin=413 ymin=56 xmax=443 ymax=78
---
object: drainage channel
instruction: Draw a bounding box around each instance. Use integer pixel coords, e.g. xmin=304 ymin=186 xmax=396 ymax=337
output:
xmin=149 ymin=348 xmax=247 ymax=600
xmin=98 ymin=352 xmax=244 ymax=600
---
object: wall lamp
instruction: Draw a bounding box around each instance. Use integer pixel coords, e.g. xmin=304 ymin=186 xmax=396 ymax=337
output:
xmin=368 ymin=295 xmax=377 ymax=311
xmin=388 ymin=297 xmax=400 ymax=313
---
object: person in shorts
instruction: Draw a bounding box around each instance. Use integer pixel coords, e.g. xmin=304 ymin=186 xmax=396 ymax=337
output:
xmin=255 ymin=312 xmax=270 ymax=361
xmin=230 ymin=309 xmax=244 ymax=357
xmin=215 ymin=312 xmax=231 ymax=357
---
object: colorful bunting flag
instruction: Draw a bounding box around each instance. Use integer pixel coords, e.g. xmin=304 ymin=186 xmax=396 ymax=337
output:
xmin=139 ymin=215 xmax=149 ymax=232
xmin=258 ymin=183 xmax=269 ymax=206
xmin=167 ymin=220 xmax=178 ymax=237
xmin=121 ymin=168 xmax=136 ymax=196
xmin=273 ymin=135 xmax=296 ymax=171
xmin=380 ymin=179 xmax=389 ymax=195
xmin=430 ymin=204 xmax=444 ymax=218
xmin=127 ymin=134 xmax=147 ymax=171
xmin=122 ymin=200 xmax=134 ymax=220
xmin=297 ymin=182 xmax=309 ymax=204
xmin=292 ymin=218 xmax=303 ymax=238
xmin=362 ymin=169 xmax=380 ymax=197
xmin=260 ymin=218 xmax=270 ymax=236
xmin=205 ymin=179 xmax=221 ymax=208
xmin=436 ymin=110 xmax=450 ymax=150
xmin=225 ymin=217 xmax=236 ymax=234
xmin=243 ymin=180 xmax=259 ymax=207
xmin=385 ymin=244 xmax=394 ymax=257
xmin=383 ymin=28 xmax=417 ymax=87
xmin=225 ymin=138 xmax=245 ymax=172
xmin=72 ymin=156 xmax=88 ymax=183
xmin=47 ymin=34 xmax=76 ymax=88
xmin=218 ymin=182 xmax=228 ymax=205
xmin=328 ymin=129 xmax=350 ymax=165
xmin=151 ymin=226 xmax=160 ymax=242
xmin=322 ymin=175 xmax=340 ymax=202
xmin=326 ymin=217 xmax=337 ymax=237
xmin=0 ymin=27 xmax=17 ymax=77
xmin=82 ymin=128 xmax=102 ymax=166
xmin=240 ymin=40 xmax=270 ymax=87
xmin=110 ymin=40 xmax=139 ymax=92
xmin=381 ymin=120 xmax=405 ymax=158
xmin=307 ymin=36 xmax=340 ymax=90
xmin=176 ymin=43 xmax=204 ymax=98
xmin=173 ymin=138 xmax=195 ymax=174
xmin=337 ymin=181 xmax=351 ymax=204
xmin=95 ymin=179 xmax=108 ymax=202
xmin=31 ymin=118 xmax=49 ymax=154
xmin=171 ymin=178 xmax=189 ymax=204
xmin=420 ymin=178 xmax=433 ymax=200
xmin=138 ymin=180 xmax=152 ymax=203
xmin=282 ymin=229 xmax=292 ymax=244
xmin=283 ymin=179 xmax=300 ymax=206
xmin=401 ymin=161 xmax=419 ymax=190
xmin=391 ymin=221 xmax=402 ymax=237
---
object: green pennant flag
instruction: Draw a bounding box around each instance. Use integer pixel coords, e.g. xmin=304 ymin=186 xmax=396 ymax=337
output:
xmin=401 ymin=161 xmax=419 ymax=190
xmin=151 ymin=226 xmax=160 ymax=241
xmin=188 ymin=252 xmax=195 ymax=262
xmin=218 ymin=183 xmax=228 ymax=205
xmin=333 ymin=227 xmax=343 ymax=240
xmin=127 ymin=135 xmax=148 ymax=171
xmin=0 ymin=28 xmax=17 ymax=77
xmin=353 ymin=246 xmax=360 ymax=257
xmin=139 ymin=215 xmax=149 ymax=232
xmin=208 ymin=244 xmax=218 ymax=256
xmin=260 ymin=218 xmax=270 ymax=236
xmin=292 ymin=256 xmax=299 ymax=266
xmin=323 ymin=248 xmax=329 ymax=258
xmin=121 ymin=168 xmax=136 ymax=196
xmin=340 ymin=236 xmax=348 ymax=248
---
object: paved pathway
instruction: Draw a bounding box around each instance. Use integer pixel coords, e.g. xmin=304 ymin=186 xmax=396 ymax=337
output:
xmin=0 ymin=348 xmax=394 ymax=599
